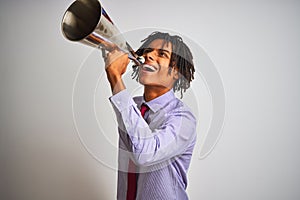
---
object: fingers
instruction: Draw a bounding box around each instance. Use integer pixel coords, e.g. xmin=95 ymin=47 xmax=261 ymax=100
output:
xmin=105 ymin=50 xmax=128 ymax=68
xmin=104 ymin=49 xmax=130 ymax=78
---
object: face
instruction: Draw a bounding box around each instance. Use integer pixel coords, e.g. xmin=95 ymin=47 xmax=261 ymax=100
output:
xmin=138 ymin=39 xmax=179 ymax=90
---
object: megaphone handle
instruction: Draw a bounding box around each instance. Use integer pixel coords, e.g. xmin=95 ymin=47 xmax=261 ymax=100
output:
xmin=101 ymin=48 xmax=108 ymax=61
xmin=128 ymin=53 xmax=142 ymax=66
xmin=100 ymin=46 xmax=141 ymax=66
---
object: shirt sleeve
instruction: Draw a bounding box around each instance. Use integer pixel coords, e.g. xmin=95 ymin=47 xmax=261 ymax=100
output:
xmin=109 ymin=89 xmax=197 ymax=167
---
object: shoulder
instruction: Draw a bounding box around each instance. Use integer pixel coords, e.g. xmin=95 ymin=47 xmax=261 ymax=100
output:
xmin=165 ymin=98 xmax=197 ymax=141
xmin=167 ymin=97 xmax=197 ymax=123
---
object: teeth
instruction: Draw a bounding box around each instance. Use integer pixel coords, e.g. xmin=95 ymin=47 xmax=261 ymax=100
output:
xmin=143 ymin=64 xmax=156 ymax=72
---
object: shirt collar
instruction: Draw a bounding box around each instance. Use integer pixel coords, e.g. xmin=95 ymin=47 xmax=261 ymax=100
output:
xmin=139 ymin=90 xmax=176 ymax=113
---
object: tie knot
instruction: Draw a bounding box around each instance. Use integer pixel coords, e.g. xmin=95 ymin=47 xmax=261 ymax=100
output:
xmin=140 ymin=104 xmax=149 ymax=118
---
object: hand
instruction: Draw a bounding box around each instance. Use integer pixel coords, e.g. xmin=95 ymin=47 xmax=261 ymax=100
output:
xmin=104 ymin=50 xmax=130 ymax=94
xmin=105 ymin=50 xmax=130 ymax=78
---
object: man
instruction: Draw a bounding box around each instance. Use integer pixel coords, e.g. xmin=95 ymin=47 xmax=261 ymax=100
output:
xmin=105 ymin=32 xmax=196 ymax=200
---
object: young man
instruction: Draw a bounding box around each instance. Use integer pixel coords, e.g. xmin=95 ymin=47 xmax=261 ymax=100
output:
xmin=105 ymin=32 xmax=196 ymax=200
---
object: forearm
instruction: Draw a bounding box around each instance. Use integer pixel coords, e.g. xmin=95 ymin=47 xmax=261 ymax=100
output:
xmin=106 ymin=71 xmax=126 ymax=95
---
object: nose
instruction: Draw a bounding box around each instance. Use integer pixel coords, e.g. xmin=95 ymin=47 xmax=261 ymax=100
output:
xmin=144 ymin=50 xmax=156 ymax=62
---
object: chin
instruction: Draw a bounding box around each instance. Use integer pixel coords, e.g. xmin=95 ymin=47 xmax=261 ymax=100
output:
xmin=138 ymin=77 xmax=151 ymax=85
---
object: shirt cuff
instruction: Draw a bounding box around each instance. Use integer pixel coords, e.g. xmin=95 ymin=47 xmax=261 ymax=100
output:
xmin=109 ymin=89 xmax=135 ymax=112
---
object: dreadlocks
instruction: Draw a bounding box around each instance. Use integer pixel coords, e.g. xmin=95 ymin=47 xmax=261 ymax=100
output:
xmin=132 ymin=31 xmax=195 ymax=98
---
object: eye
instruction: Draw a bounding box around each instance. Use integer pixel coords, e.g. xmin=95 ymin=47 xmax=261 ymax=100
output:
xmin=158 ymin=50 xmax=170 ymax=58
xmin=143 ymin=48 xmax=153 ymax=54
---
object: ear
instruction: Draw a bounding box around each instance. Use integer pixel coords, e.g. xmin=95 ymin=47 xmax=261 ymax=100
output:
xmin=169 ymin=60 xmax=179 ymax=80
xmin=172 ymin=67 xmax=180 ymax=80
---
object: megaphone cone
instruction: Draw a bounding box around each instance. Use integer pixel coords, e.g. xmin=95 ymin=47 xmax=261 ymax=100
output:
xmin=61 ymin=0 xmax=140 ymax=65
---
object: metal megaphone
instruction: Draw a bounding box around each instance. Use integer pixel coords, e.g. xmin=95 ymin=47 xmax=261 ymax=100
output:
xmin=61 ymin=0 xmax=141 ymax=65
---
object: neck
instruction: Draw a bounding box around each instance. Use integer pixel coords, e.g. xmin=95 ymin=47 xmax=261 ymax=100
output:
xmin=143 ymin=86 xmax=171 ymax=102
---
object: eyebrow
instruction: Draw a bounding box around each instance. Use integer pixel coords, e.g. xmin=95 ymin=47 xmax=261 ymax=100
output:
xmin=143 ymin=48 xmax=172 ymax=56
xmin=159 ymin=49 xmax=171 ymax=54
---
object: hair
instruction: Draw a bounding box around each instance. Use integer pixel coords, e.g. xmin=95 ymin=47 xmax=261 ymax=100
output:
xmin=132 ymin=31 xmax=195 ymax=98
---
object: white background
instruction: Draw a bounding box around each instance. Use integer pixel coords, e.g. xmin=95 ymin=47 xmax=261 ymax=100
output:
xmin=0 ymin=0 xmax=300 ymax=199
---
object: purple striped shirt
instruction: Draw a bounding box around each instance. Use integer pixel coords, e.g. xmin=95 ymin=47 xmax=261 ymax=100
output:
xmin=110 ymin=89 xmax=197 ymax=200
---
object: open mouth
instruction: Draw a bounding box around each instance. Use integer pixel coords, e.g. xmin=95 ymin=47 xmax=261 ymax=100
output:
xmin=142 ymin=64 xmax=157 ymax=72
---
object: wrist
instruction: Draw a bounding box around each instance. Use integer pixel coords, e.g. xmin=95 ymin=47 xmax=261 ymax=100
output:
xmin=107 ymin=71 xmax=121 ymax=83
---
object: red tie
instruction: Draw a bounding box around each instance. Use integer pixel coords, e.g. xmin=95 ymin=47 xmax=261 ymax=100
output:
xmin=140 ymin=104 xmax=149 ymax=118
xmin=126 ymin=104 xmax=149 ymax=200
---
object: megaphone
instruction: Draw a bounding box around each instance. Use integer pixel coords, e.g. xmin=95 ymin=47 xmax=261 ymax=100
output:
xmin=61 ymin=0 xmax=141 ymax=65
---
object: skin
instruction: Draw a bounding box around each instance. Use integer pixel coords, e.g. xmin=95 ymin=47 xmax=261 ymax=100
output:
xmin=105 ymin=39 xmax=179 ymax=101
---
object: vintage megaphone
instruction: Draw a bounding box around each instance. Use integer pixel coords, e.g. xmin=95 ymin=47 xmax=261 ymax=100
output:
xmin=61 ymin=0 xmax=141 ymax=65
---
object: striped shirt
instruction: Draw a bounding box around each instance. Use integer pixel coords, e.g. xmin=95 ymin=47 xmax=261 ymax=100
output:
xmin=110 ymin=89 xmax=197 ymax=200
